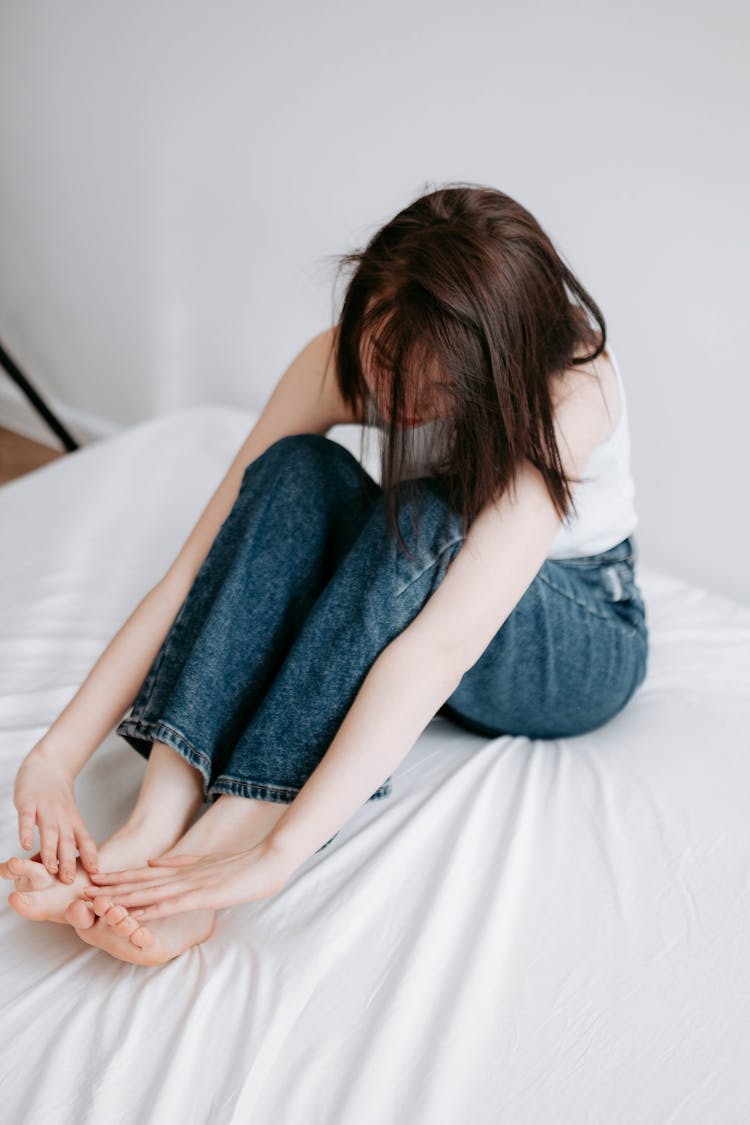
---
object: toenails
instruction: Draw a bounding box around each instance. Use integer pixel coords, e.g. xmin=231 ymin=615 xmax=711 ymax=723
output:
xmin=131 ymin=926 xmax=154 ymax=948
xmin=105 ymin=905 xmax=129 ymax=925
xmin=91 ymin=895 xmax=114 ymax=916
xmin=112 ymin=914 xmax=139 ymax=936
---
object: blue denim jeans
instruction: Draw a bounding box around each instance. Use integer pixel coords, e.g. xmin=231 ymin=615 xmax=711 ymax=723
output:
xmin=115 ymin=433 xmax=649 ymax=849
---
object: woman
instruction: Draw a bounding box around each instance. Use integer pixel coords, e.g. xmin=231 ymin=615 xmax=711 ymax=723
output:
xmin=1 ymin=183 xmax=648 ymax=965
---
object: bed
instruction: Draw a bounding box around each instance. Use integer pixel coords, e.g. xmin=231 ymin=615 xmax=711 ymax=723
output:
xmin=2 ymin=404 xmax=749 ymax=1124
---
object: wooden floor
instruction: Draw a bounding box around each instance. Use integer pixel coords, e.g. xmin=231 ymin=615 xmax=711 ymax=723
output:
xmin=0 ymin=425 xmax=65 ymax=486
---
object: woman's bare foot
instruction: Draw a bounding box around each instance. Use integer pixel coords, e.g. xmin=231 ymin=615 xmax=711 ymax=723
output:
xmin=2 ymin=739 xmax=220 ymax=962
xmin=80 ymin=794 xmax=289 ymax=958
xmin=1 ymin=850 xmax=97 ymax=925
xmin=1 ymin=813 xmax=198 ymax=928
xmin=2 ymin=832 xmax=217 ymax=965
xmin=72 ymin=897 xmax=216 ymax=966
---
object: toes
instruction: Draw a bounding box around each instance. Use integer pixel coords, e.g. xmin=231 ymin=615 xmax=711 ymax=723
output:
xmin=0 ymin=856 xmax=26 ymax=879
xmin=98 ymin=900 xmax=145 ymax=945
xmin=114 ymin=916 xmax=140 ymax=936
xmin=7 ymin=889 xmax=41 ymax=920
xmin=73 ymin=916 xmax=162 ymax=963
xmin=104 ymin=904 xmax=129 ymax=924
xmin=89 ymin=897 xmax=152 ymax=945
xmin=130 ymin=925 xmax=155 ymax=948
xmin=91 ymin=894 xmax=115 ymax=918
xmin=3 ymin=857 xmax=34 ymax=879
xmin=65 ymin=899 xmax=96 ymax=929
xmin=71 ymin=920 xmax=99 ymax=947
xmin=7 ymin=857 xmax=54 ymax=889
xmin=102 ymin=905 xmax=151 ymax=944
xmin=108 ymin=908 xmax=141 ymax=937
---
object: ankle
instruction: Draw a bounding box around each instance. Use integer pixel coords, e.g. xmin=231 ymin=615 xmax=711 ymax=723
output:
xmin=172 ymin=795 xmax=289 ymax=856
xmin=105 ymin=815 xmax=185 ymax=858
xmin=123 ymin=798 xmax=203 ymax=842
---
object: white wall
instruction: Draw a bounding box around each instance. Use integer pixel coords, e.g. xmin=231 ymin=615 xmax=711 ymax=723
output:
xmin=1 ymin=0 xmax=748 ymax=602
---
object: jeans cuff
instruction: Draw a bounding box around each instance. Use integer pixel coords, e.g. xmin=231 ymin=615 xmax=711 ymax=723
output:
xmin=115 ymin=715 xmax=213 ymax=795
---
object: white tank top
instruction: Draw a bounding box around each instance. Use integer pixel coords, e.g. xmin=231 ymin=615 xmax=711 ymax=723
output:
xmin=366 ymin=341 xmax=639 ymax=560
xmin=546 ymin=342 xmax=639 ymax=558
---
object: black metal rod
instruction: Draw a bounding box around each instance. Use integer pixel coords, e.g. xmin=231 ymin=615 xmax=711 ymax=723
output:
xmin=0 ymin=337 xmax=80 ymax=452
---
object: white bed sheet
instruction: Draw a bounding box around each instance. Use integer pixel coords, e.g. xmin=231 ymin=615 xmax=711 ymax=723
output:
xmin=1 ymin=405 xmax=750 ymax=1125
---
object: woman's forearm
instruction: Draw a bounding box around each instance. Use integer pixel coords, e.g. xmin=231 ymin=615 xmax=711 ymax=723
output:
xmin=35 ymin=575 xmax=192 ymax=776
xmin=267 ymin=634 xmax=463 ymax=871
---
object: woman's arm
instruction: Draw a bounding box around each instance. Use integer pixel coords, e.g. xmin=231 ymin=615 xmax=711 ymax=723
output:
xmin=34 ymin=577 xmax=198 ymax=775
xmin=266 ymin=631 xmax=462 ymax=867
xmin=85 ymin=461 xmax=565 ymax=900
xmin=83 ymin=632 xmax=463 ymax=911
xmin=81 ymin=466 xmax=573 ymax=911
xmin=264 ymin=459 xmax=565 ymax=871
xmin=12 ymin=328 xmax=355 ymax=873
xmin=34 ymin=326 xmax=356 ymax=777
xmin=264 ymin=369 xmax=611 ymax=869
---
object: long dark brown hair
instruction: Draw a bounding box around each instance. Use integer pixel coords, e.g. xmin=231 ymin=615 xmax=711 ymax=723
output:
xmin=323 ymin=181 xmax=608 ymax=560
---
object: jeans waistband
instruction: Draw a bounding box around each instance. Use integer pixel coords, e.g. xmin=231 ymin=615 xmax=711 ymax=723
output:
xmin=557 ymin=536 xmax=637 ymax=568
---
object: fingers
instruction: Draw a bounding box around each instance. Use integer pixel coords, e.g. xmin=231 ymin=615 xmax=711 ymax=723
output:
xmin=74 ymin=824 xmax=100 ymax=875
xmin=18 ymin=804 xmax=100 ymax=883
xmin=18 ymin=805 xmax=36 ymax=851
xmin=147 ymin=854 xmax=197 ymax=866
xmin=57 ymin=830 xmax=78 ymax=884
xmin=38 ymin=812 xmax=60 ymax=876
xmin=93 ymin=880 xmax=192 ymax=909
xmin=84 ymin=869 xmax=187 ymax=898
xmin=89 ymin=863 xmax=177 ymax=885
xmin=128 ymin=891 xmax=204 ymax=921
xmin=84 ymin=877 xmax=172 ymax=898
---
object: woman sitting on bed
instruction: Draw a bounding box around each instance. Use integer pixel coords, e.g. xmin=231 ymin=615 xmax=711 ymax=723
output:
xmin=1 ymin=182 xmax=648 ymax=965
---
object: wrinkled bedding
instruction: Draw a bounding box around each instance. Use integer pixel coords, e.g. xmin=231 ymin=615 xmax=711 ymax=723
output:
xmin=1 ymin=405 xmax=749 ymax=1125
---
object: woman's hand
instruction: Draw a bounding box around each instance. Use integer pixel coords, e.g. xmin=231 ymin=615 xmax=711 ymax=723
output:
xmin=11 ymin=745 xmax=100 ymax=881
xmin=82 ymin=840 xmax=293 ymax=920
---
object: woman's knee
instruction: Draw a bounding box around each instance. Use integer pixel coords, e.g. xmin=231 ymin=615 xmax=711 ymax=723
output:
xmin=395 ymin=479 xmax=464 ymax=550
xmin=240 ymin=433 xmax=364 ymax=493
xmin=363 ymin=478 xmax=466 ymax=586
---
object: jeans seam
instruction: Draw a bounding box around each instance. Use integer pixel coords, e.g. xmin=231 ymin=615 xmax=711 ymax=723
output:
xmin=395 ymin=536 xmax=465 ymax=599
xmin=537 ymin=570 xmax=639 ymax=637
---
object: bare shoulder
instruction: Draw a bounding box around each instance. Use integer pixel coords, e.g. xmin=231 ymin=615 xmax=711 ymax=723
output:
xmin=552 ymin=346 xmax=621 ymax=436
xmin=548 ymin=348 xmax=621 ymax=474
